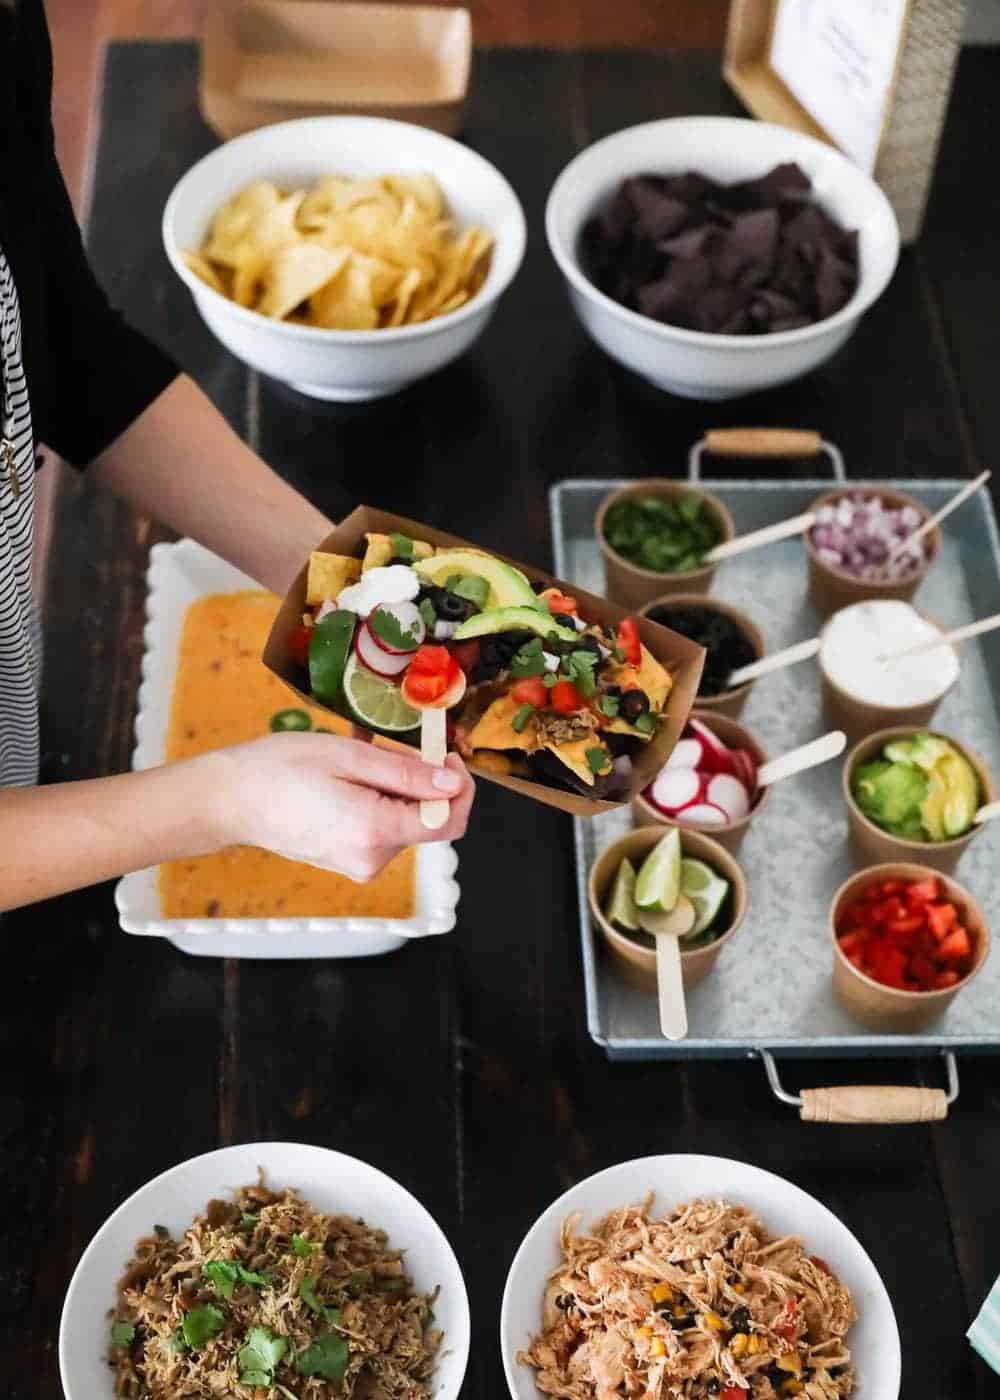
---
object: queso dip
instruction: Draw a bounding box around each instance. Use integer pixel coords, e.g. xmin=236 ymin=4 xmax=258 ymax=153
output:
xmin=159 ymin=591 xmax=416 ymax=919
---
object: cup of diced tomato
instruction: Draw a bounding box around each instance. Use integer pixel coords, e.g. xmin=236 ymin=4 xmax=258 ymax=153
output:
xmin=830 ymin=863 xmax=990 ymax=1031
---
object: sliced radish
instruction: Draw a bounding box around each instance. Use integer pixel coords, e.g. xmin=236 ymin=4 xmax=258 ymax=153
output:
xmin=665 ymin=738 xmax=702 ymax=771
xmin=676 ymin=802 xmax=730 ymax=828
xmin=367 ymin=601 xmax=425 ymax=655
xmin=687 ymin=717 xmax=735 ymax=775
xmin=731 ymin=748 xmax=758 ymax=794
xmin=707 ymin=773 xmax=750 ymax=822
xmin=357 ymin=624 xmax=411 ymax=677
xmin=649 ymin=767 xmax=701 ymax=815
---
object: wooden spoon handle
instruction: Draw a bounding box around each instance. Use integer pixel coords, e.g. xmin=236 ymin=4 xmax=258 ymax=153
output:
xmin=655 ymin=933 xmax=688 ymax=1041
xmin=704 ymin=428 xmax=822 ymax=457
xmin=419 ymin=706 xmax=450 ymax=830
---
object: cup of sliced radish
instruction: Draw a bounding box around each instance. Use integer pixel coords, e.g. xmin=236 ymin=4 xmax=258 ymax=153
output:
xmin=633 ymin=713 xmax=769 ymax=855
xmin=805 ymin=486 xmax=941 ymax=620
xmin=587 ymin=825 xmax=747 ymax=992
xmin=830 ymin=862 xmax=990 ymax=1032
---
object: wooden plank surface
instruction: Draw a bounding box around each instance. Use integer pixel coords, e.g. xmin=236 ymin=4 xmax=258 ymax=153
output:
xmin=10 ymin=38 xmax=1000 ymax=1400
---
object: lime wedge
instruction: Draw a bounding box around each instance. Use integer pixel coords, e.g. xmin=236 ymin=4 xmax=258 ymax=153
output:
xmin=605 ymin=857 xmax=639 ymax=932
xmin=681 ymin=857 xmax=730 ymax=937
xmin=343 ymin=653 xmax=421 ymax=733
xmin=635 ymin=828 xmax=682 ymax=913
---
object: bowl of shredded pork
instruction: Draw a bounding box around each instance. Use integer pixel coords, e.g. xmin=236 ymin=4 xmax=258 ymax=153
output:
xmin=501 ymin=1156 xmax=900 ymax=1400
xmin=59 ymin=1143 xmax=470 ymax=1400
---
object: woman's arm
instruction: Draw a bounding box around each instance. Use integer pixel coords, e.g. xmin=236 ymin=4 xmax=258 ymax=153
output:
xmin=90 ymin=374 xmax=332 ymax=594
xmin=0 ymin=736 xmax=473 ymax=913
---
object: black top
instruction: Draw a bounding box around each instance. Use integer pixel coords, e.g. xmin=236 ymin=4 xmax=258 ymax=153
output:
xmin=0 ymin=0 xmax=178 ymax=467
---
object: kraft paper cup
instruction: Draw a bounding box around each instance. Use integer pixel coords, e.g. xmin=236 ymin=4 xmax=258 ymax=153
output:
xmin=843 ymin=726 xmax=995 ymax=875
xmin=818 ymin=608 xmax=958 ymax=745
xmin=830 ymin=861 xmax=990 ymax=1032
xmin=588 ymin=825 xmax=747 ymax=992
xmin=632 ymin=710 xmax=770 ymax=855
xmin=806 ymin=486 xmax=941 ymax=620
xmin=596 ymin=480 xmax=736 ymax=609
xmin=640 ymin=593 xmax=764 ymax=720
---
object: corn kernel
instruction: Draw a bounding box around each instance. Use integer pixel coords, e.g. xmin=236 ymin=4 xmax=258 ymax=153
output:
xmin=651 ymin=1283 xmax=673 ymax=1304
xmin=730 ymin=1334 xmax=748 ymax=1357
xmin=649 ymin=1338 xmax=666 ymax=1358
xmin=635 ymin=1327 xmax=652 ymax=1339
xmin=747 ymin=1335 xmax=763 ymax=1355
xmin=732 ymin=1283 xmax=746 ymax=1294
xmin=777 ymin=1354 xmax=802 ymax=1375
xmin=704 ymin=1312 xmax=725 ymax=1332
xmin=782 ymin=1382 xmax=803 ymax=1396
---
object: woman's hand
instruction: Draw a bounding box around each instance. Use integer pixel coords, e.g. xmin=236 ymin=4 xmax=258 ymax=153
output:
xmin=204 ymin=732 xmax=475 ymax=882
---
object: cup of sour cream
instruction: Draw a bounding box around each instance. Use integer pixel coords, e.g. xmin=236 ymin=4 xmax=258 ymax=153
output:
xmin=818 ymin=600 xmax=959 ymax=743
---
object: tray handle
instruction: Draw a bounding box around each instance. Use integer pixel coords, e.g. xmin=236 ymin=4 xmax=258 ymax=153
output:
xmin=762 ymin=1050 xmax=958 ymax=1124
xmin=704 ymin=428 xmax=823 ymax=457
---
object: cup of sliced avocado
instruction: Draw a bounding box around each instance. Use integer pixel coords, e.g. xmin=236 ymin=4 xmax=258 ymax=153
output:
xmin=843 ymin=726 xmax=995 ymax=874
xmin=587 ymin=825 xmax=747 ymax=992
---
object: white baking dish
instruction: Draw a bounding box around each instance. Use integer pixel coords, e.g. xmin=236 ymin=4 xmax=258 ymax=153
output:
xmin=114 ymin=539 xmax=460 ymax=958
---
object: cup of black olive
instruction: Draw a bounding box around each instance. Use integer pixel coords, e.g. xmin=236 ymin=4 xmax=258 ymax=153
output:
xmin=640 ymin=593 xmax=764 ymax=718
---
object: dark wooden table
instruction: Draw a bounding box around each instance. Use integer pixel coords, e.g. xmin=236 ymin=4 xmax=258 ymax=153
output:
xmin=6 ymin=42 xmax=1000 ymax=1400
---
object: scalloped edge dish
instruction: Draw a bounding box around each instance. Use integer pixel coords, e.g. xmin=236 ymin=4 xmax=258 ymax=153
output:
xmin=114 ymin=539 xmax=461 ymax=958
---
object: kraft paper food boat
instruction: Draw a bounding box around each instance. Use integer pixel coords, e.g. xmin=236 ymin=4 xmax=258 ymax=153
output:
xmin=201 ymin=1 xmax=473 ymax=140
xmin=263 ymin=506 xmax=705 ymax=818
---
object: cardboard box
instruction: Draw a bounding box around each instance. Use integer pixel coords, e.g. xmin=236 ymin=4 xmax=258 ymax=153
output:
xmin=263 ymin=506 xmax=705 ymax=817
xmin=201 ymin=1 xmax=473 ymax=141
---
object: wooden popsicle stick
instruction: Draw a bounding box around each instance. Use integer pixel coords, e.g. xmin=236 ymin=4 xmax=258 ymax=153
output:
xmin=883 ymin=470 xmax=990 ymax=568
xmin=419 ymin=705 xmax=450 ymax=830
xmin=702 ymin=511 xmax=816 ymax=564
xmin=637 ymin=897 xmax=694 ymax=1041
xmin=974 ymin=799 xmax=1000 ymax=825
xmin=756 ymin=730 xmax=846 ymax=788
xmin=727 ymin=635 xmax=820 ymax=688
xmin=878 ymin=611 xmax=1000 ymax=664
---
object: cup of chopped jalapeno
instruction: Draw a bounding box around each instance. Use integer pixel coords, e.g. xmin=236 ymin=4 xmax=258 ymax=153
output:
xmin=596 ymin=481 xmax=735 ymax=608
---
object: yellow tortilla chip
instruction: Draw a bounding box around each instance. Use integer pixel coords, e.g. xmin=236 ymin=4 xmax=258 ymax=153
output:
xmin=465 ymin=694 xmax=539 ymax=754
xmin=544 ymin=736 xmax=612 ymax=787
xmin=306 ymin=552 xmax=362 ymax=606
xmin=604 ymin=645 xmax=672 ymax=740
xmin=362 ymin=533 xmax=433 ymax=571
xmin=182 ymin=251 xmax=226 ymax=294
xmin=257 ymin=243 xmax=350 ymax=322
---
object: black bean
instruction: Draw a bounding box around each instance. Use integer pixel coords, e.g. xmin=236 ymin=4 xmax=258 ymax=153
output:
xmin=730 ymin=1306 xmax=751 ymax=1333
xmin=671 ymin=1314 xmax=695 ymax=1329
xmin=706 ymin=1380 xmax=721 ymax=1395
xmin=620 ymin=689 xmax=650 ymax=722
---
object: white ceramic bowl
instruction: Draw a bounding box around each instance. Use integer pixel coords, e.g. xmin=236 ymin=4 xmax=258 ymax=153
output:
xmin=501 ymin=1154 xmax=901 ymax=1400
xmin=545 ymin=116 xmax=900 ymax=400
xmin=114 ymin=539 xmax=461 ymax=958
xmin=163 ymin=115 xmax=526 ymax=401
xmin=59 ymin=1141 xmax=470 ymax=1400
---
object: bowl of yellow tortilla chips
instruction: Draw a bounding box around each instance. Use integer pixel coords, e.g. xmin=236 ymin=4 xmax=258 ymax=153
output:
xmin=162 ymin=115 xmax=526 ymax=400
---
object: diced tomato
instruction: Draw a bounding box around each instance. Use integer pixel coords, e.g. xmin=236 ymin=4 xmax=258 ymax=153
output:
xmin=549 ymin=680 xmax=586 ymax=714
xmin=720 ymin=1389 xmax=745 ymax=1400
xmin=847 ymin=951 xmax=867 ymax=971
xmin=409 ymin=644 xmax=453 ymax=675
xmin=542 ymin=589 xmax=578 ymax=616
xmin=776 ymin=1299 xmax=798 ymax=1340
xmin=926 ymin=902 xmax=958 ymax=940
xmin=288 ymin=623 xmax=313 ymax=668
xmin=809 ymin=1255 xmax=830 ymax=1274
xmin=617 ymin=617 xmax=642 ymax=666
xmin=511 ymin=677 xmax=548 ymax=709
xmin=906 ymin=877 xmax=940 ymax=905
xmin=870 ymin=945 xmax=908 ymax=989
xmin=879 ymin=879 xmax=905 ymax=896
xmin=935 ymin=969 xmax=961 ymax=989
xmin=886 ymin=914 xmax=924 ymax=938
xmin=450 ymin=640 xmax=481 ymax=675
xmin=938 ymin=927 xmax=972 ymax=963
xmin=405 ymin=670 xmax=450 ymax=704
xmin=837 ymin=930 xmax=867 ymax=956
xmin=909 ymin=956 xmax=935 ymax=986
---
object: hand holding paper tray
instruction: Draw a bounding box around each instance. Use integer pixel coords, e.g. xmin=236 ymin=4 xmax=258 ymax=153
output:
xmin=263 ymin=507 xmax=705 ymax=817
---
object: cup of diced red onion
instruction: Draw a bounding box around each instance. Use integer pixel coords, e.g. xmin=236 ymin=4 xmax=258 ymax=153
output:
xmin=633 ymin=712 xmax=770 ymax=854
xmin=805 ymin=487 xmax=941 ymax=618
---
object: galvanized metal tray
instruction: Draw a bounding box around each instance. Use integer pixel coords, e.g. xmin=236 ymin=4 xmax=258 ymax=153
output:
xmin=551 ymin=476 xmax=1000 ymax=1079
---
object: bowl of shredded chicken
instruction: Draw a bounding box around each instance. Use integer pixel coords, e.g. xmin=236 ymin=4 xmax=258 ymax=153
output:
xmin=59 ymin=1143 xmax=470 ymax=1400
xmin=502 ymin=1156 xmax=900 ymax=1400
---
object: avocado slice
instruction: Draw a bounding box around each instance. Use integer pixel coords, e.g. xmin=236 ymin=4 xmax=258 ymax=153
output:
xmin=414 ymin=549 xmax=541 ymax=611
xmin=853 ymin=761 xmax=929 ymax=828
xmin=453 ymin=606 xmax=579 ymax=644
xmin=921 ymin=748 xmax=979 ymax=840
xmin=906 ymin=732 xmax=953 ymax=773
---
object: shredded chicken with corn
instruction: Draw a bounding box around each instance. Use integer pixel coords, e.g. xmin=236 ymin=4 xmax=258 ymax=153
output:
xmin=109 ymin=1178 xmax=441 ymax=1400
xmin=518 ymin=1197 xmax=855 ymax=1400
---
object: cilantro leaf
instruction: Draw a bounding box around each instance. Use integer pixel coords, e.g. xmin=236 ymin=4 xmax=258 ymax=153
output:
xmin=635 ymin=712 xmax=657 ymax=735
xmin=450 ymin=574 xmax=489 ymax=610
xmin=291 ymin=1234 xmax=317 ymax=1258
xmin=238 ymin=1325 xmax=288 ymax=1387
xmin=389 ymin=532 xmax=413 ymax=558
xmin=237 ymin=1213 xmax=258 ymax=1234
xmin=510 ymin=637 xmax=545 ymax=678
xmin=182 ymin=1304 xmax=226 ymax=1350
xmin=597 ymin=693 xmax=620 ymax=718
xmin=418 ymin=597 xmax=437 ymax=631
xmin=202 ymin=1259 xmax=271 ymax=1299
xmin=298 ymin=1332 xmax=350 ymax=1382
xmin=562 ymin=650 xmax=598 ymax=697
xmin=298 ymin=1275 xmax=342 ymax=1324
xmin=369 ymin=606 xmax=420 ymax=652
xmin=110 ymin=1321 xmax=135 ymax=1348
xmin=585 ymin=746 xmax=611 ymax=774
xmin=512 ymin=703 xmax=535 ymax=734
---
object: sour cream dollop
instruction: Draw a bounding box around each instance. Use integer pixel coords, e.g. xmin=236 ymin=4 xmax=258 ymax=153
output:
xmin=336 ymin=565 xmax=420 ymax=616
xmin=820 ymin=600 xmax=959 ymax=707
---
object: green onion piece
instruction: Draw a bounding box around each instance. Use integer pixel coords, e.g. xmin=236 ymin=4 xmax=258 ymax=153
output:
xmin=512 ymin=703 xmax=536 ymax=734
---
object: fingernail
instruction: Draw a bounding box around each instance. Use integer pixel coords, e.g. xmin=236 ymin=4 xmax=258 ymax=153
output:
xmin=432 ymin=767 xmax=461 ymax=792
